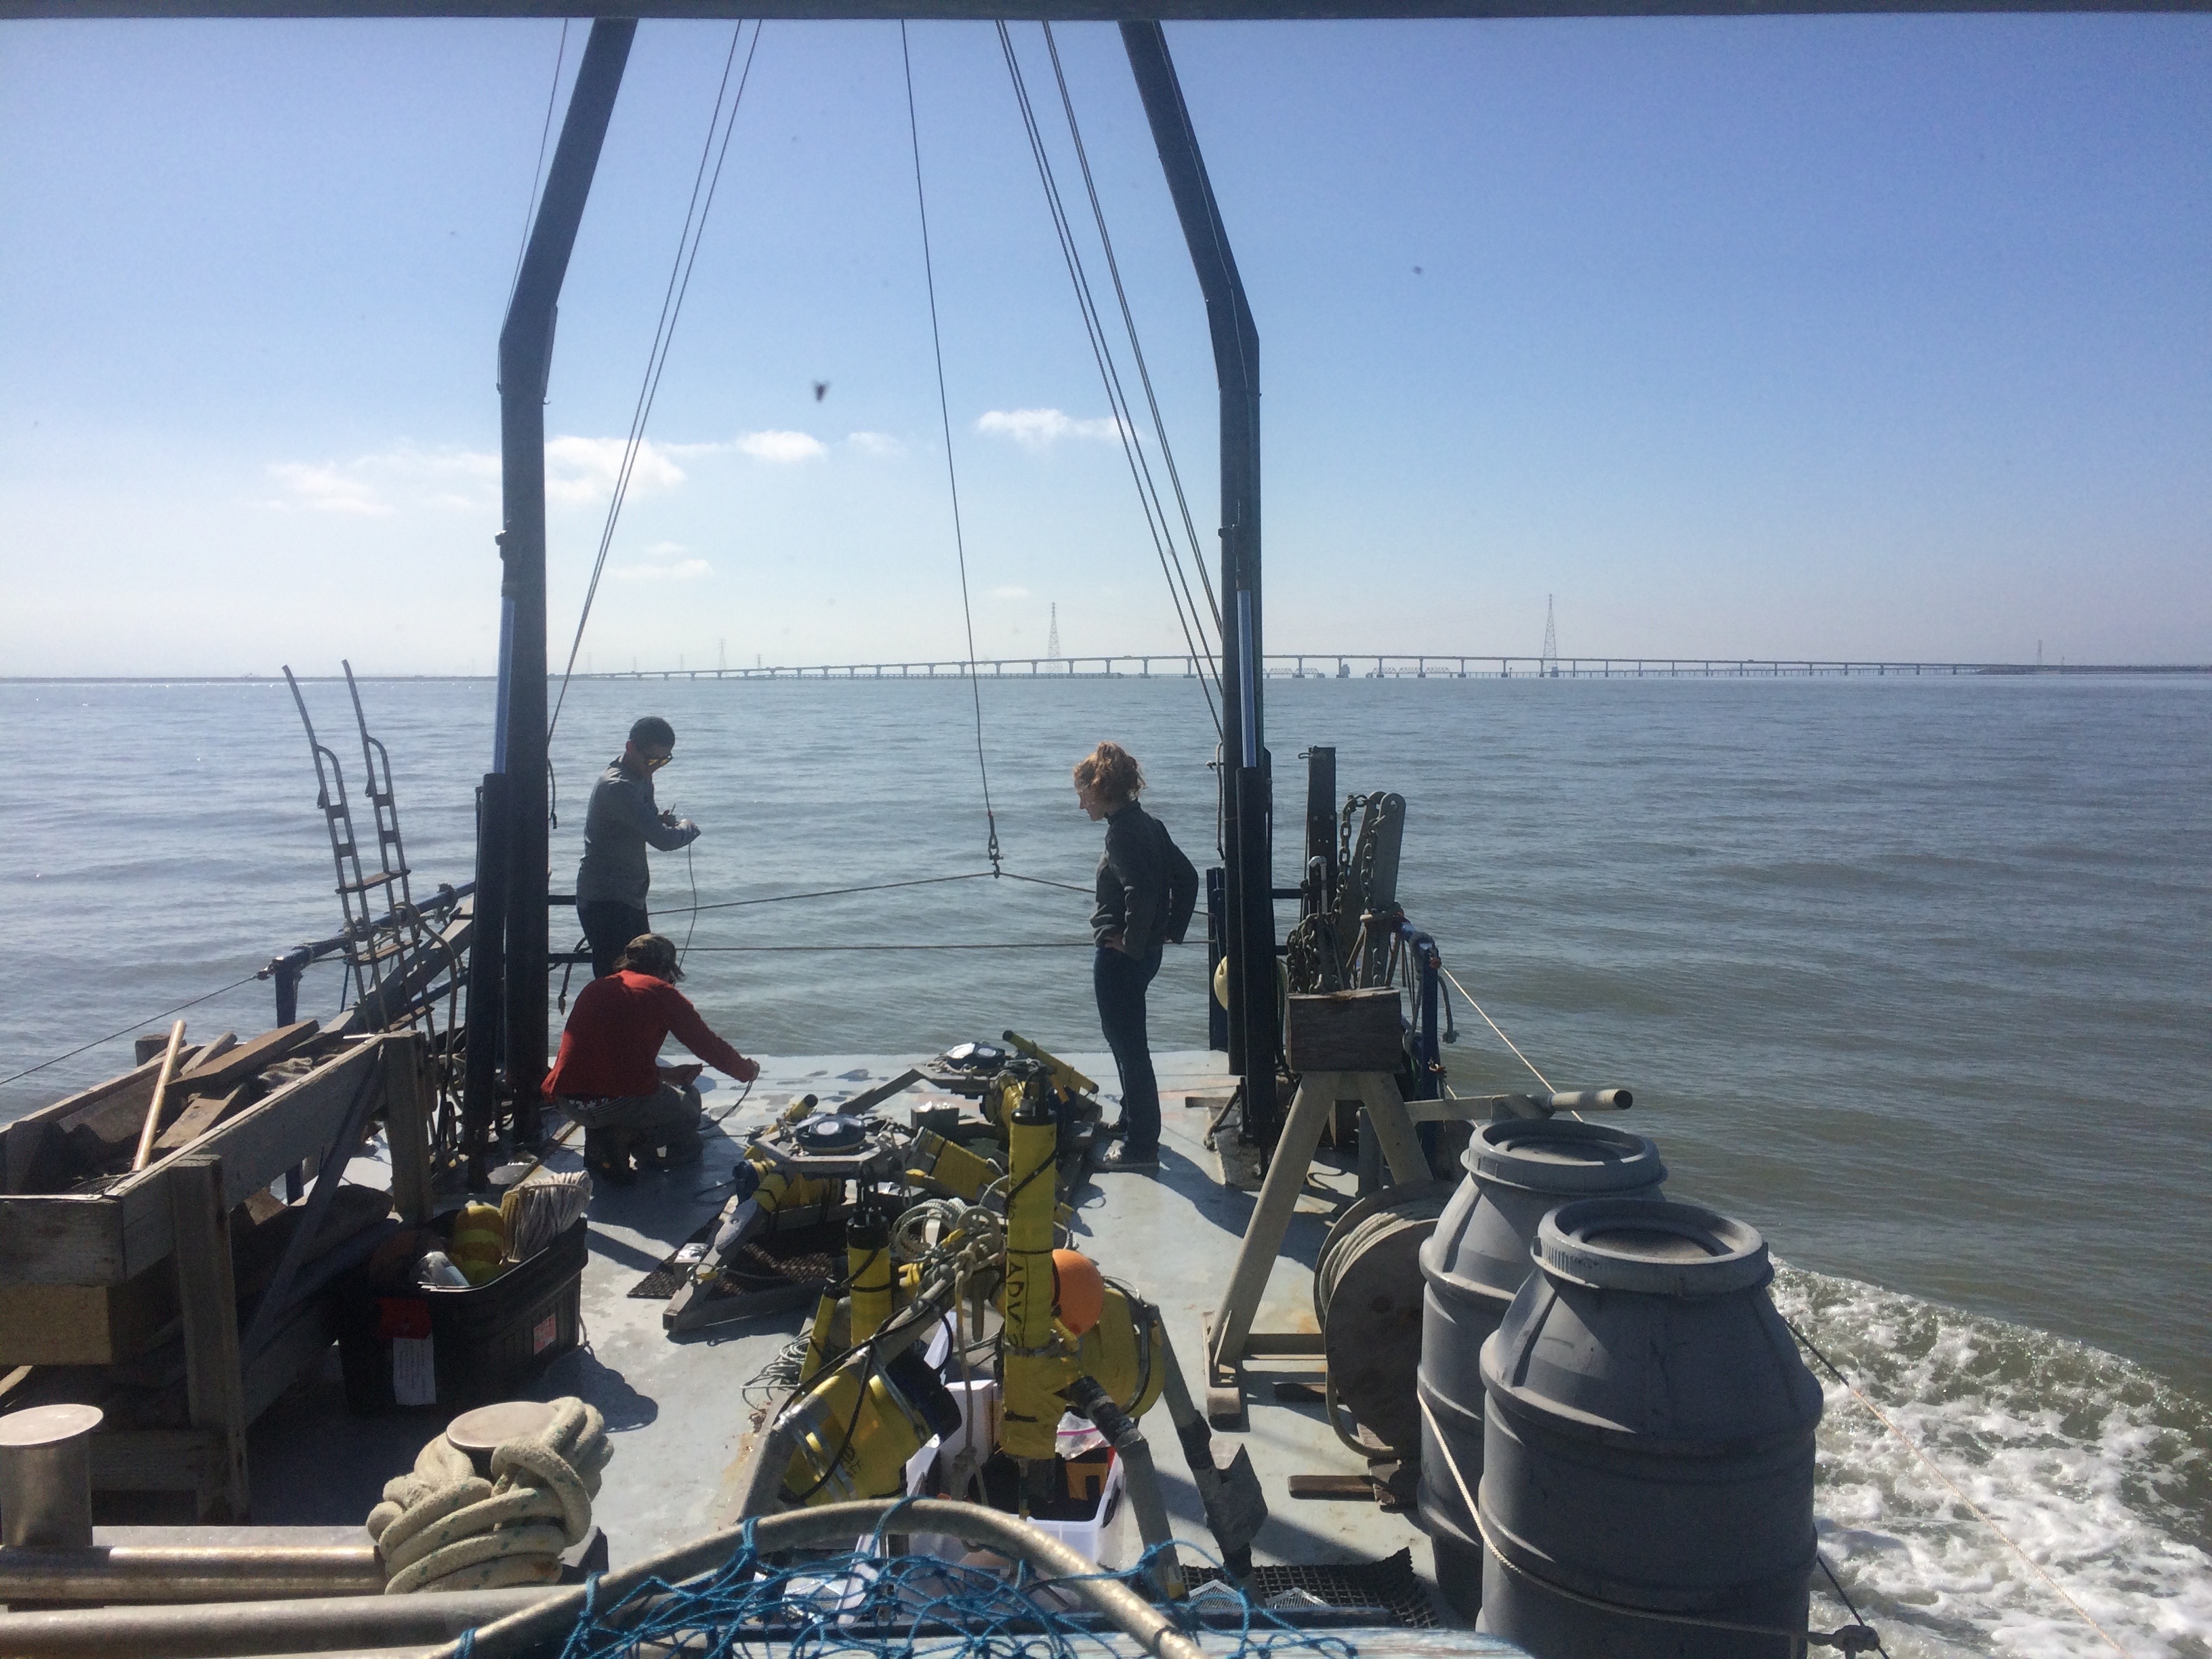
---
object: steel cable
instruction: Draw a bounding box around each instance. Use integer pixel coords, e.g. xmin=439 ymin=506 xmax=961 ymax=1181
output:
xmin=506 ymin=21 xmax=571 ymax=312
xmin=0 ymin=971 xmax=265 ymax=1088
xmin=900 ymin=22 xmax=1002 ymax=873
xmin=549 ymin=20 xmax=764 ymax=747
xmin=996 ymin=23 xmax=1222 ymax=738
xmin=1040 ymin=21 xmax=1223 ymax=640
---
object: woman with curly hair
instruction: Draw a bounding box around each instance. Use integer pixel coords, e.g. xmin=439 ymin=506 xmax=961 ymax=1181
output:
xmin=1074 ymin=742 xmax=1199 ymax=1171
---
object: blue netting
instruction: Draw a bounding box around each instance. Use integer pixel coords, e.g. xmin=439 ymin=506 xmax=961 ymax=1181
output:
xmin=514 ymin=1520 xmax=1362 ymax=1659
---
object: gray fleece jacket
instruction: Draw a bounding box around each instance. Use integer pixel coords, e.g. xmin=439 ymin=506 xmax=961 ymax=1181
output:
xmin=575 ymin=757 xmax=697 ymax=908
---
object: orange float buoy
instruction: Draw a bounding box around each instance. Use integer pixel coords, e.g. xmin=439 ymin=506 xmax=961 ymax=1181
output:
xmin=1051 ymin=1248 xmax=1105 ymax=1336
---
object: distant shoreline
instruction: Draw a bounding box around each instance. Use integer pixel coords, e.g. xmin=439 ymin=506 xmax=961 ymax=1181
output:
xmin=5 ymin=662 xmax=2210 ymax=687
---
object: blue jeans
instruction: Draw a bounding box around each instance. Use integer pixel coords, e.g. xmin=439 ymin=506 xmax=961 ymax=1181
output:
xmin=1094 ymin=943 xmax=1164 ymax=1155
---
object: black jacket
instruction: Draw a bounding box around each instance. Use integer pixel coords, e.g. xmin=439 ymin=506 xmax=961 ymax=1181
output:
xmin=1091 ymin=801 xmax=1200 ymax=958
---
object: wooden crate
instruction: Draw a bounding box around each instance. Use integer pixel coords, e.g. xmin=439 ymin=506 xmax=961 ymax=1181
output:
xmin=1285 ymin=987 xmax=1406 ymax=1073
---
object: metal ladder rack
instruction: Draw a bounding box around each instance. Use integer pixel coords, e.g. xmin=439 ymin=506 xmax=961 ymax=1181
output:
xmin=282 ymin=665 xmax=431 ymax=1017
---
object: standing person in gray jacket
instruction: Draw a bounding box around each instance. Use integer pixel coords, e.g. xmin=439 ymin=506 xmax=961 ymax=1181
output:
xmin=577 ymin=716 xmax=700 ymax=977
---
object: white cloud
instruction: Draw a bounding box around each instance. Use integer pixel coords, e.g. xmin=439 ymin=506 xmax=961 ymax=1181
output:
xmin=735 ymin=430 xmax=827 ymax=464
xmin=544 ymin=436 xmax=687 ymax=506
xmin=975 ymin=408 xmax=1129 ymax=450
xmin=266 ymin=461 xmax=390 ymax=516
xmin=611 ymin=558 xmax=712 ymax=582
xmin=846 ymin=431 xmax=903 ymax=457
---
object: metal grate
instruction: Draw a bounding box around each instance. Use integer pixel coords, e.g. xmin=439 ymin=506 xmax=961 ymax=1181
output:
xmin=1187 ymin=1548 xmax=1437 ymax=1629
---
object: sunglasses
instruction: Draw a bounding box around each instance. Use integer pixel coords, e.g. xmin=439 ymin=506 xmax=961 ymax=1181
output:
xmin=644 ymin=752 xmax=674 ymax=770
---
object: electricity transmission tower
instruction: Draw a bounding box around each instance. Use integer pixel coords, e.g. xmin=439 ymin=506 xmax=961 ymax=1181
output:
xmin=1540 ymin=595 xmax=1559 ymax=678
xmin=1047 ymin=602 xmax=1061 ymax=660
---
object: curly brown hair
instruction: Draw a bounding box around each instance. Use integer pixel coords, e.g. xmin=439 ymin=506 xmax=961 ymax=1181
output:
xmin=614 ymin=933 xmax=683 ymax=982
xmin=1072 ymin=741 xmax=1145 ymax=803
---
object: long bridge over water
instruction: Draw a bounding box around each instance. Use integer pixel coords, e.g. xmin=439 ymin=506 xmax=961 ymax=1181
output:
xmin=578 ymin=653 xmax=2209 ymax=682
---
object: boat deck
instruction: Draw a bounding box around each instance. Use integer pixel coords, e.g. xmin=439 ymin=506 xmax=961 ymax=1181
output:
xmin=242 ymin=1050 xmax=1452 ymax=1609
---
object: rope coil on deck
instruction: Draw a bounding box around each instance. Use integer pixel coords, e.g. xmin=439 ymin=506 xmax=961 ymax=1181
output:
xmin=367 ymin=1397 xmax=611 ymax=1593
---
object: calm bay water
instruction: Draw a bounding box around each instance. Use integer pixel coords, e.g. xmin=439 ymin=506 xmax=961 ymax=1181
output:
xmin=2 ymin=672 xmax=2207 ymax=1654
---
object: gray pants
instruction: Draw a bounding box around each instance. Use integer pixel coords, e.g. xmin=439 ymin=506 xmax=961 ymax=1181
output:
xmin=561 ymin=1081 xmax=703 ymax=1163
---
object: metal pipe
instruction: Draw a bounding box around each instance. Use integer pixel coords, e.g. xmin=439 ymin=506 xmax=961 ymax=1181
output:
xmin=0 ymin=1545 xmax=383 ymax=1604
xmin=0 ymin=1406 xmax=100 ymax=1551
xmin=497 ymin=18 xmax=635 ymax=1134
xmin=0 ymin=1585 xmax=556 ymax=1658
xmin=1490 ymin=1087 xmax=1633 ymax=1118
xmin=1123 ymin=20 xmax=1273 ymax=1132
xmin=430 ymin=1499 xmax=1210 ymax=1659
xmin=463 ymin=772 xmax=509 ymax=1162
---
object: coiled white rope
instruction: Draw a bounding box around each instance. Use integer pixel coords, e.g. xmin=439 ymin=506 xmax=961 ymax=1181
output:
xmin=365 ymin=1397 xmax=611 ymax=1593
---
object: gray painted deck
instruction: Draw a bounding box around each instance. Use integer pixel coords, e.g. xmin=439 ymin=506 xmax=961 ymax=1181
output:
xmin=246 ymin=1050 xmax=1471 ymax=1626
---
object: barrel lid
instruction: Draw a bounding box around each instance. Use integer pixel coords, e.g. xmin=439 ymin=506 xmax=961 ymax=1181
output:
xmin=1469 ymin=1118 xmax=1665 ymax=1195
xmin=445 ymin=1400 xmax=557 ymax=1458
xmin=1536 ymin=1197 xmax=1770 ymax=1296
xmin=0 ymin=1402 xmax=102 ymax=1447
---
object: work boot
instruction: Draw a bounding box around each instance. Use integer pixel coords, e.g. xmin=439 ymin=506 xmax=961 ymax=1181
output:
xmin=584 ymin=1129 xmax=636 ymax=1187
xmin=1094 ymin=1143 xmax=1158 ymax=1172
xmin=1097 ymin=1118 xmax=1130 ymax=1144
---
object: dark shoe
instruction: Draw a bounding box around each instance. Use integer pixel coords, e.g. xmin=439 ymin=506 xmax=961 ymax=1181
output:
xmin=1097 ymin=1118 xmax=1130 ymax=1144
xmin=584 ymin=1130 xmax=636 ymax=1187
xmin=1095 ymin=1144 xmax=1158 ymax=1171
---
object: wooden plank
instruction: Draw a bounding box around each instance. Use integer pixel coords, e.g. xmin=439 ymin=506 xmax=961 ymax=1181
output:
xmin=169 ymin=1155 xmax=249 ymax=1521
xmin=167 ymin=1021 xmax=321 ymax=1100
xmin=1285 ymin=988 xmax=1406 ymax=1073
xmin=0 ymin=1258 xmax=178 ymax=1366
xmin=152 ymin=1079 xmax=266 ymax=1155
xmin=382 ymin=1034 xmax=433 ymax=1225
xmin=110 ymin=1038 xmax=388 ymax=1278
xmin=17 ymin=1046 xmax=216 ymax=1185
xmin=3 ymin=1116 xmax=55 ymax=1195
xmin=7 ymin=1040 xmax=388 ymax=1287
xmin=237 ymin=1059 xmax=384 ymax=1361
xmin=0 ymin=1192 xmax=125 ymax=1284
xmin=204 ymin=1039 xmax=387 ymax=1211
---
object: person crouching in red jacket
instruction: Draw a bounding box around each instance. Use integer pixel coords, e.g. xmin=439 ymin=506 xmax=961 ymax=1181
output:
xmin=543 ymin=933 xmax=760 ymax=1185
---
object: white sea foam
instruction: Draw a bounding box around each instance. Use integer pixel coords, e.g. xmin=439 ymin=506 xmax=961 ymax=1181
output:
xmin=1776 ymin=1265 xmax=2212 ymax=1659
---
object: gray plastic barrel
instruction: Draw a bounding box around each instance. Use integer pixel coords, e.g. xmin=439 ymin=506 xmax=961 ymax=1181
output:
xmin=1416 ymin=1118 xmax=1664 ymax=1614
xmin=1474 ymin=1197 xmax=1823 ymax=1659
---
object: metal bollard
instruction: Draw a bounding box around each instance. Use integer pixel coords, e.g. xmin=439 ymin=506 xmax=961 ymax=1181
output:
xmin=0 ymin=1404 xmax=102 ymax=1549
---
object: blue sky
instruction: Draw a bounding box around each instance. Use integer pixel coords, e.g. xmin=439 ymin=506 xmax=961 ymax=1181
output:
xmin=2 ymin=13 xmax=2207 ymax=675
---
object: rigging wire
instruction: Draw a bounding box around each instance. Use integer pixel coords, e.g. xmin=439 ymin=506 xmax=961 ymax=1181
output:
xmin=678 ymin=866 xmax=1084 ymax=919
xmin=1437 ymin=960 xmax=1555 ymax=1093
xmin=548 ymin=20 xmax=764 ymax=746
xmin=507 ymin=20 xmax=572 ymax=309
xmin=1038 ymin=21 xmax=1222 ymax=640
xmin=0 ymin=972 xmax=264 ymax=1089
xmin=682 ymin=941 xmax=1092 ymax=952
xmin=900 ymin=22 xmax=1002 ymax=873
xmin=996 ymin=23 xmax=1221 ymax=737
xmin=680 ymin=838 xmax=700 ymax=968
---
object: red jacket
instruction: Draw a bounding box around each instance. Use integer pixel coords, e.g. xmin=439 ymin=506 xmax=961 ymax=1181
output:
xmin=543 ymin=971 xmax=754 ymax=1101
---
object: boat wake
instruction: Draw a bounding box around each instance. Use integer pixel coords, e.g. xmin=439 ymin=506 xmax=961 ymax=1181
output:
xmin=1776 ymin=1266 xmax=2212 ymax=1659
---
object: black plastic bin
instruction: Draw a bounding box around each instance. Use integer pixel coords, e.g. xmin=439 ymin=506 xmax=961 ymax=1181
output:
xmin=337 ymin=1216 xmax=588 ymax=1414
